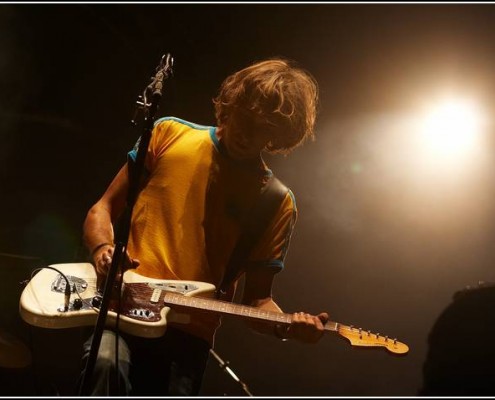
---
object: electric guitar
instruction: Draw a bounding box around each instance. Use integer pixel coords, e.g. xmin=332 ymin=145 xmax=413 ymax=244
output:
xmin=19 ymin=263 xmax=409 ymax=355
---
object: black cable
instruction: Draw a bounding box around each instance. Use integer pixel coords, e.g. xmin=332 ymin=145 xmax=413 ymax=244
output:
xmin=30 ymin=266 xmax=72 ymax=312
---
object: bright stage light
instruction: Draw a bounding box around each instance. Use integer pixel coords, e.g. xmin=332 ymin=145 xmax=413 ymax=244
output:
xmin=419 ymin=98 xmax=485 ymax=161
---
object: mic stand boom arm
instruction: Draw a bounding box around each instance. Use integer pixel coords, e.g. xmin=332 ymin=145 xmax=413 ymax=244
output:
xmin=78 ymin=54 xmax=174 ymax=396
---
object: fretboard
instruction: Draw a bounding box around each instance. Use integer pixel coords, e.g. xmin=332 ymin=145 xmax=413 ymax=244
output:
xmin=162 ymin=292 xmax=338 ymax=332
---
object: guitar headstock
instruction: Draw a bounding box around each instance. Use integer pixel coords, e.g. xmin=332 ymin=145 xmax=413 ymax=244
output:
xmin=337 ymin=325 xmax=409 ymax=355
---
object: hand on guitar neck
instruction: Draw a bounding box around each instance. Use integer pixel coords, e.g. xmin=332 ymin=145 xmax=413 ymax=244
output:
xmin=277 ymin=311 xmax=330 ymax=343
xmin=243 ymin=297 xmax=329 ymax=344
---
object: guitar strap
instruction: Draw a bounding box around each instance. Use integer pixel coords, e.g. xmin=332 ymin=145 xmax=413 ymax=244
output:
xmin=217 ymin=175 xmax=289 ymax=297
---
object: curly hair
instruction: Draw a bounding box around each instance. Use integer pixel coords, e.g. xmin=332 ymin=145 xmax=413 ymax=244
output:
xmin=213 ymin=58 xmax=318 ymax=154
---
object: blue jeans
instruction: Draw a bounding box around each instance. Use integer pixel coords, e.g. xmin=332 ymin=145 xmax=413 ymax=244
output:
xmin=79 ymin=327 xmax=210 ymax=396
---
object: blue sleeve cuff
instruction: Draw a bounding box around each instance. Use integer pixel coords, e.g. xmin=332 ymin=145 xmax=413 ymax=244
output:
xmin=248 ymin=259 xmax=284 ymax=272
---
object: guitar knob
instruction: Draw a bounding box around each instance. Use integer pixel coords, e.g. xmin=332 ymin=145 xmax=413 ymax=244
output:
xmin=91 ymin=295 xmax=102 ymax=308
xmin=73 ymin=298 xmax=83 ymax=310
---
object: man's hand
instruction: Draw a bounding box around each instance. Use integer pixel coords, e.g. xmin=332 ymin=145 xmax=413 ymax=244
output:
xmin=277 ymin=312 xmax=329 ymax=343
xmin=93 ymin=244 xmax=140 ymax=279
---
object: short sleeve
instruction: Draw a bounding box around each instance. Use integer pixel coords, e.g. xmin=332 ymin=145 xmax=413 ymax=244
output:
xmin=127 ymin=117 xmax=180 ymax=173
xmin=248 ymin=189 xmax=298 ymax=272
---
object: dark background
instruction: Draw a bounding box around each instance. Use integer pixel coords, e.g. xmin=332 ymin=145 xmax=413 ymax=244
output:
xmin=2 ymin=3 xmax=495 ymax=396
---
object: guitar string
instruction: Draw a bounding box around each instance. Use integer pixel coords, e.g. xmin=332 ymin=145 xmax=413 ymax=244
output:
xmin=138 ymin=288 xmax=400 ymax=342
xmin=112 ymin=285 xmax=387 ymax=338
xmin=64 ymin=279 xmax=403 ymax=346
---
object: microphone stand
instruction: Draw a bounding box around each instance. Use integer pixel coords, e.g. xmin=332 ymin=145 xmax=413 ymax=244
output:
xmin=78 ymin=54 xmax=174 ymax=396
xmin=209 ymin=348 xmax=253 ymax=396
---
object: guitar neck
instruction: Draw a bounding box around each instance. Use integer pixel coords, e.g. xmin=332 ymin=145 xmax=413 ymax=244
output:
xmin=162 ymin=292 xmax=339 ymax=332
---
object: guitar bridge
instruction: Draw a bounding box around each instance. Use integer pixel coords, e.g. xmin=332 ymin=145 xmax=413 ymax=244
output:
xmin=148 ymin=282 xmax=198 ymax=294
xmin=51 ymin=274 xmax=88 ymax=294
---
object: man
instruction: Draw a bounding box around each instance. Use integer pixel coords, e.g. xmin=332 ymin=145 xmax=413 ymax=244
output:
xmin=81 ymin=57 xmax=329 ymax=396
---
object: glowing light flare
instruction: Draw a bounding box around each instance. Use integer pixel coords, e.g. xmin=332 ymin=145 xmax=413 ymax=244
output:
xmin=418 ymin=98 xmax=486 ymax=163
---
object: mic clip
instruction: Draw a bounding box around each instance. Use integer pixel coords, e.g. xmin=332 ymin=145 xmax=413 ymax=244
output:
xmin=131 ymin=53 xmax=174 ymax=126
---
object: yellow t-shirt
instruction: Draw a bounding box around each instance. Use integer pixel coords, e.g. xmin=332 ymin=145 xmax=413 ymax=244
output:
xmin=126 ymin=117 xmax=297 ymax=344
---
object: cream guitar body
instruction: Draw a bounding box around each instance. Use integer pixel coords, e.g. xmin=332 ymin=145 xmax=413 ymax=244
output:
xmin=19 ymin=262 xmax=215 ymax=338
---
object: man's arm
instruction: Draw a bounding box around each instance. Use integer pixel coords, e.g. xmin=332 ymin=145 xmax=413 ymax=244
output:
xmin=241 ymin=266 xmax=329 ymax=344
xmin=83 ymin=163 xmax=139 ymax=278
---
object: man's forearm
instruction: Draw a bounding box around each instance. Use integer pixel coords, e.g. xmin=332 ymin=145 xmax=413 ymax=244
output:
xmin=83 ymin=204 xmax=115 ymax=255
xmin=246 ymin=297 xmax=284 ymax=336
